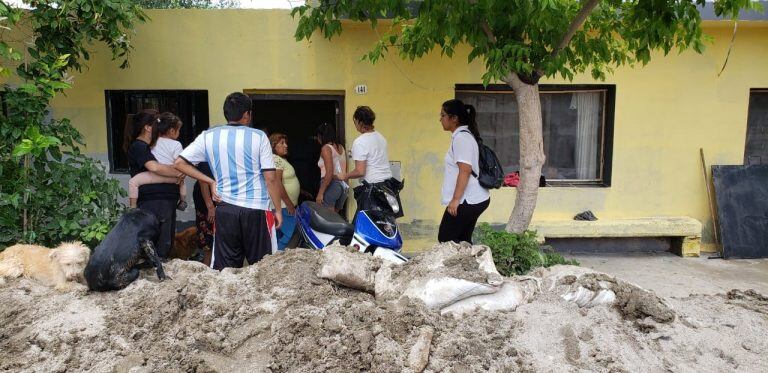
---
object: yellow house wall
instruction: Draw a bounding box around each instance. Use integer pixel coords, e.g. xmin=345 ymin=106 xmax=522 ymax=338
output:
xmin=50 ymin=10 xmax=768 ymax=250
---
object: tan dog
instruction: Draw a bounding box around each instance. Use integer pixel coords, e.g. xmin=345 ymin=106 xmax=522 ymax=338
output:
xmin=0 ymin=241 xmax=90 ymax=292
xmin=170 ymin=227 xmax=198 ymax=261
xmin=170 ymin=227 xmax=212 ymax=266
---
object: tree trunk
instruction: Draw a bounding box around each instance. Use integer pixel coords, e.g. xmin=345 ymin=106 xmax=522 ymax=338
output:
xmin=504 ymin=73 xmax=545 ymax=233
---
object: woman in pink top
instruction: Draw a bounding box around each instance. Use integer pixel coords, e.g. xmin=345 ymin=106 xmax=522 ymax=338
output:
xmin=315 ymin=123 xmax=348 ymax=212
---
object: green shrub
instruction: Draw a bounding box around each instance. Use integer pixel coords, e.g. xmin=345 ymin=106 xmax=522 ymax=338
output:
xmin=475 ymin=223 xmax=579 ymax=276
xmin=0 ymin=1 xmax=146 ymax=249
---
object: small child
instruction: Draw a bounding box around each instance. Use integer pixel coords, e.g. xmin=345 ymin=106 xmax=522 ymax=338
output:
xmin=128 ymin=112 xmax=187 ymax=210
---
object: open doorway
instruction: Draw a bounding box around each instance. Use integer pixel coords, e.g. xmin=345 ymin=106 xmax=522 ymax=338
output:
xmin=248 ymin=92 xmax=345 ymax=205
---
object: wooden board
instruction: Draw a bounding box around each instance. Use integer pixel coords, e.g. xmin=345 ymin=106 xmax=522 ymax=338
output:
xmin=712 ymin=165 xmax=768 ymax=258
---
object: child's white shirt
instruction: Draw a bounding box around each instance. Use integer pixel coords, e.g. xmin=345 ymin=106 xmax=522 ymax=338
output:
xmin=152 ymin=137 xmax=183 ymax=165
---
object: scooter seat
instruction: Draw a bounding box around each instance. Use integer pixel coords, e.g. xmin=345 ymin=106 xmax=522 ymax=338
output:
xmin=304 ymin=202 xmax=354 ymax=238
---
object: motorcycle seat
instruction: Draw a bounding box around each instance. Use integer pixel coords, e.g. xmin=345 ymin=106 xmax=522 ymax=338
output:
xmin=304 ymin=202 xmax=354 ymax=238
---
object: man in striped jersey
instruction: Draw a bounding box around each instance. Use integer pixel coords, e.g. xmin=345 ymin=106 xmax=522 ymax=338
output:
xmin=175 ymin=92 xmax=283 ymax=270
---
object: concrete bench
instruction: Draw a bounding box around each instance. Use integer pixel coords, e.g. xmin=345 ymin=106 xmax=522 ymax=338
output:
xmin=529 ymin=217 xmax=703 ymax=257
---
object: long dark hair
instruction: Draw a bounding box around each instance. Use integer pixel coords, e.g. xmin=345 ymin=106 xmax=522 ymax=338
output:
xmin=123 ymin=109 xmax=159 ymax=152
xmin=316 ymin=122 xmax=338 ymax=146
xmin=442 ymin=99 xmax=480 ymax=139
xmin=151 ymin=112 xmax=183 ymax=146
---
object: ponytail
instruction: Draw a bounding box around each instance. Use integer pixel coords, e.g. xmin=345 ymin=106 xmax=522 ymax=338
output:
xmin=465 ymin=104 xmax=480 ymax=140
xmin=442 ymin=99 xmax=481 ymax=140
xmin=151 ymin=112 xmax=182 ymax=146
xmin=123 ymin=109 xmax=159 ymax=152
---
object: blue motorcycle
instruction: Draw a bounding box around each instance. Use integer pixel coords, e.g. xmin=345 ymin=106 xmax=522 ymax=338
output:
xmin=290 ymin=182 xmax=407 ymax=264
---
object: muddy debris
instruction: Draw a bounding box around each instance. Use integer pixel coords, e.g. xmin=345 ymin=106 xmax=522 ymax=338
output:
xmin=1 ymin=243 xmax=767 ymax=372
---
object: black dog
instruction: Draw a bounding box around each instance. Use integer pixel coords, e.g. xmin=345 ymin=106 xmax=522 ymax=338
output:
xmin=85 ymin=209 xmax=168 ymax=291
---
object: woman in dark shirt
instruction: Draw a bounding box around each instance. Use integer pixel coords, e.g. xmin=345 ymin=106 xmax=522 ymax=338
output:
xmin=124 ymin=109 xmax=184 ymax=259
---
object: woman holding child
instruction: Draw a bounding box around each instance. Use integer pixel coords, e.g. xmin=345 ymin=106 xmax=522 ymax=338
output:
xmin=124 ymin=109 xmax=186 ymax=259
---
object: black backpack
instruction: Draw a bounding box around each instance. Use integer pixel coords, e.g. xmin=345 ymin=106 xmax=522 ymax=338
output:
xmin=458 ymin=130 xmax=505 ymax=189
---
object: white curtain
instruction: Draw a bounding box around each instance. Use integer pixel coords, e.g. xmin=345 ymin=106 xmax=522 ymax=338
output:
xmin=571 ymin=92 xmax=600 ymax=179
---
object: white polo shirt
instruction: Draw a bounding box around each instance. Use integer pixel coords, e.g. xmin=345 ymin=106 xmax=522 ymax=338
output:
xmin=441 ymin=126 xmax=490 ymax=205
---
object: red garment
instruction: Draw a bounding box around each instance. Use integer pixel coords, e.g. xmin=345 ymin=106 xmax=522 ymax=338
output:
xmin=504 ymin=172 xmax=520 ymax=187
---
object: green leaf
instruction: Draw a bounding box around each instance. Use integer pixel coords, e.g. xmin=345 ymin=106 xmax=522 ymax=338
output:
xmin=12 ymin=141 xmax=33 ymax=157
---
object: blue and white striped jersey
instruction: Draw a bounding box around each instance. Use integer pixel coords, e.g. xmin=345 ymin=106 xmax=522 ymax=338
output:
xmin=179 ymin=124 xmax=275 ymax=210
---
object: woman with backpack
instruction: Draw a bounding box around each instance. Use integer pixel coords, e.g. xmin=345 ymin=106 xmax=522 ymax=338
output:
xmin=438 ymin=99 xmax=490 ymax=244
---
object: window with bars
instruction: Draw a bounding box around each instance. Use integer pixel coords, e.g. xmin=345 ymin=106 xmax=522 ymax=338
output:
xmin=455 ymin=84 xmax=615 ymax=186
xmin=105 ymin=90 xmax=209 ymax=173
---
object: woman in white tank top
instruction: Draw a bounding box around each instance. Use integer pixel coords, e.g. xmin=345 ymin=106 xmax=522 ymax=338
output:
xmin=317 ymin=143 xmax=346 ymax=179
xmin=316 ymin=123 xmax=348 ymax=212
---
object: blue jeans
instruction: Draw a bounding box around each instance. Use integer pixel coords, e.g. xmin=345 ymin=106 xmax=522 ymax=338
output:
xmin=276 ymin=207 xmax=297 ymax=250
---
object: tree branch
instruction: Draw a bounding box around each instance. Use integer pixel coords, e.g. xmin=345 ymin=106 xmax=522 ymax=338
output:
xmin=481 ymin=21 xmax=497 ymax=44
xmin=532 ymin=0 xmax=600 ymax=78
xmin=468 ymin=0 xmax=497 ymax=44
xmin=550 ymin=0 xmax=600 ymax=60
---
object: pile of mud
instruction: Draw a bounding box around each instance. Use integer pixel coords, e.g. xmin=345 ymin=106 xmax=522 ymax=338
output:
xmin=1 ymin=243 xmax=767 ymax=372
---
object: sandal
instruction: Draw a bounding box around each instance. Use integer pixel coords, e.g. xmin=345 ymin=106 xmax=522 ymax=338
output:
xmin=573 ymin=210 xmax=598 ymax=221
